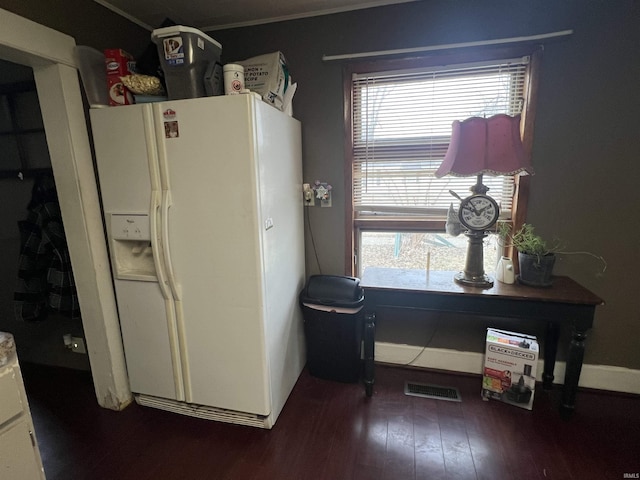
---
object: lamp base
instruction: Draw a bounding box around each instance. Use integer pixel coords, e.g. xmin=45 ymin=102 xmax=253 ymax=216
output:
xmin=455 ymin=230 xmax=494 ymax=289
xmin=454 ymin=271 xmax=494 ymax=288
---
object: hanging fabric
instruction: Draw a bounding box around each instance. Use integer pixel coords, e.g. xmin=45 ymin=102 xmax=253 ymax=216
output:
xmin=14 ymin=175 xmax=80 ymax=321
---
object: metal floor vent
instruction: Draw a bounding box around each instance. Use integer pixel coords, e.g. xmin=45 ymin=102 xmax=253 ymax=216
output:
xmin=404 ymin=382 xmax=462 ymax=402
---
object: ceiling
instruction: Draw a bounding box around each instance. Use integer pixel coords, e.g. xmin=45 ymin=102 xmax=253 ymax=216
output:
xmin=93 ymin=0 xmax=418 ymax=31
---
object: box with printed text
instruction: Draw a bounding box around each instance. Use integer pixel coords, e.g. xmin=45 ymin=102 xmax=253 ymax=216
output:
xmin=237 ymin=52 xmax=289 ymax=110
xmin=482 ymin=328 xmax=539 ymax=410
xmin=104 ymin=48 xmax=136 ymax=106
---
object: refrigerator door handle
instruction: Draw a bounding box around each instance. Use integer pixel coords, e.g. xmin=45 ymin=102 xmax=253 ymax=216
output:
xmin=160 ymin=190 xmax=182 ymax=301
xmin=160 ymin=189 xmax=193 ymax=401
xmin=152 ymin=102 xmax=182 ymax=302
xmin=149 ymin=192 xmax=171 ymax=300
xmin=152 ymin=102 xmax=191 ymax=401
xmin=145 ymin=109 xmax=182 ymax=301
xmin=150 ymin=191 xmax=186 ymax=401
xmin=146 ymin=107 xmax=186 ymax=402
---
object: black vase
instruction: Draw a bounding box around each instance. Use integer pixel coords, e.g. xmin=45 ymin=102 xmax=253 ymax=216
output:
xmin=518 ymin=253 xmax=555 ymax=287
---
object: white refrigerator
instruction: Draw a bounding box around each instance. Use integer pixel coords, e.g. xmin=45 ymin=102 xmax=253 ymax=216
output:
xmin=90 ymin=93 xmax=305 ymax=428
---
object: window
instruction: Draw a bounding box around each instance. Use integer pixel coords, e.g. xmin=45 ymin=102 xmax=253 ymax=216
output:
xmin=0 ymin=81 xmax=52 ymax=178
xmin=346 ymin=48 xmax=540 ymax=276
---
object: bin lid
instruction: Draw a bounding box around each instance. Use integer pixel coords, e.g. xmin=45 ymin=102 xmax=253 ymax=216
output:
xmin=300 ymin=275 xmax=364 ymax=309
xmin=301 ymin=302 xmax=363 ymax=314
xmin=151 ymin=25 xmax=222 ymax=50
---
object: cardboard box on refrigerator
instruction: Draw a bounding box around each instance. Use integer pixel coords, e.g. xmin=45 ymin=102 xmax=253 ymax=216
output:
xmin=482 ymin=328 xmax=538 ymax=410
xmin=104 ymin=48 xmax=136 ymax=106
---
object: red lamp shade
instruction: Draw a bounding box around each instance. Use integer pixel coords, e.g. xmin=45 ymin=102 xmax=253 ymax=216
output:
xmin=435 ymin=114 xmax=533 ymax=178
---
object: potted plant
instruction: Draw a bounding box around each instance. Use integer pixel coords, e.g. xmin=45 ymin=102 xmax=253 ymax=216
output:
xmin=500 ymin=223 xmax=559 ymax=287
xmin=497 ymin=222 xmax=607 ymax=287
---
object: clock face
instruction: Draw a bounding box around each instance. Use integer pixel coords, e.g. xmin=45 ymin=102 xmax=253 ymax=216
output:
xmin=458 ymin=195 xmax=500 ymax=231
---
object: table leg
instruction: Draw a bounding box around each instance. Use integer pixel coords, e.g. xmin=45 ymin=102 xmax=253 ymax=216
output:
xmin=363 ymin=312 xmax=376 ymax=397
xmin=543 ymin=321 xmax=559 ymax=390
xmin=561 ymin=323 xmax=589 ymax=419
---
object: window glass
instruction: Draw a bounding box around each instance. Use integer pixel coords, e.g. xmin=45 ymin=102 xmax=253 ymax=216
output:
xmin=0 ymin=136 xmax=22 ymax=170
xmin=359 ymin=231 xmax=501 ymax=277
xmin=21 ymin=132 xmax=51 ymax=169
xmin=0 ymin=95 xmax=12 ymax=132
xmin=14 ymin=91 xmax=44 ymax=130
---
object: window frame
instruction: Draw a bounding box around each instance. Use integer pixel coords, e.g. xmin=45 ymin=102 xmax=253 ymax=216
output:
xmin=343 ymin=45 xmax=542 ymax=275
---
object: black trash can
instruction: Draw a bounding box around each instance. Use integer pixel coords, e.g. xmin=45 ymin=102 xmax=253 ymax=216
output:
xmin=299 ymin=275 xmax=365 ymax=383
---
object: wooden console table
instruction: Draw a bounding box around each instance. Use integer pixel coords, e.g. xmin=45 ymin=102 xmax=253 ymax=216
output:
xmin=360 ymin=267 xmax=604 ymax=418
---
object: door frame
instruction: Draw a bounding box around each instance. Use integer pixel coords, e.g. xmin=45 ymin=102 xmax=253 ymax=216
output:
xmin=0 ymin=8 xmax=131 ymax=409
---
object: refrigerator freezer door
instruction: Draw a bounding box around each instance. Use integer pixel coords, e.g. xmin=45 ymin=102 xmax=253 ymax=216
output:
xmin=91 ymin=105 xmax=184 ymax=401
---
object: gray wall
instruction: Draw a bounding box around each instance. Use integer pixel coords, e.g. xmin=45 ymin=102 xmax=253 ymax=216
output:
xmin=1 ymin=0 xmax=638 ymax=371
xmin=0 ymin=0 xmax=150 ymax=54
xmin=212 ymin=0 xmax=640 ymax=370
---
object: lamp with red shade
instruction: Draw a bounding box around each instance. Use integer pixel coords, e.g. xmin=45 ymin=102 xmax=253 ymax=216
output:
xmin=435 ymin=114 xmax=533 ymax=288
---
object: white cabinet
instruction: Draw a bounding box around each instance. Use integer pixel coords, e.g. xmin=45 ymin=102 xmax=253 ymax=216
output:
xmin=0 ymin=332 xmax=46 ymax=479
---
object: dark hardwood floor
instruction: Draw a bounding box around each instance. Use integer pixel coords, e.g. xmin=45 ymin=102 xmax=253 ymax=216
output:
xmin=21 ymin=363 xmax=640 ymax=480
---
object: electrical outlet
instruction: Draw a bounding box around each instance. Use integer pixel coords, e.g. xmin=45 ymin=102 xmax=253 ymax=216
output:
xmin=321 ymin=191 xmax=332 ymax=208
xmin=70 ymin=336 xmax=87 ymax=354
xmin=303 ymin=183 xmax=314 ymax=207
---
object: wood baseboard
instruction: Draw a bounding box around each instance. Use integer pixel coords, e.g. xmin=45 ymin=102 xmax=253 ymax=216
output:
xmin=374 ymin=342 xmax=640 ymax=395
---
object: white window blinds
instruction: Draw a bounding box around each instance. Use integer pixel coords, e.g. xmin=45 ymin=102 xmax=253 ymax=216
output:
xmin=352 ymin=56 xmax=529 ymax=220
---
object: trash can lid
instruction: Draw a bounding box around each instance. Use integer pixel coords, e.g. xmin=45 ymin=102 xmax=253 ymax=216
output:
xmin=300 ymin=275 xmax=364 ymax=308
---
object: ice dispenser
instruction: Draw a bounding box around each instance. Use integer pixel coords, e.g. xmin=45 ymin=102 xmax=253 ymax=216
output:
xmin=109 ymin=214 xmax=157 ymax=281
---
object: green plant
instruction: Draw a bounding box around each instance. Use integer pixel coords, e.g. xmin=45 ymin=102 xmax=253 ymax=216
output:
xmin=497 ymin=222 xmax=607 ymax=276
xmin=496 ymin=221 xmax=511 ymax=242
xmin=511 ymin=223 xmax=555 ymax=257
xmin=498 ymin=223 xmax=561 ymax=260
